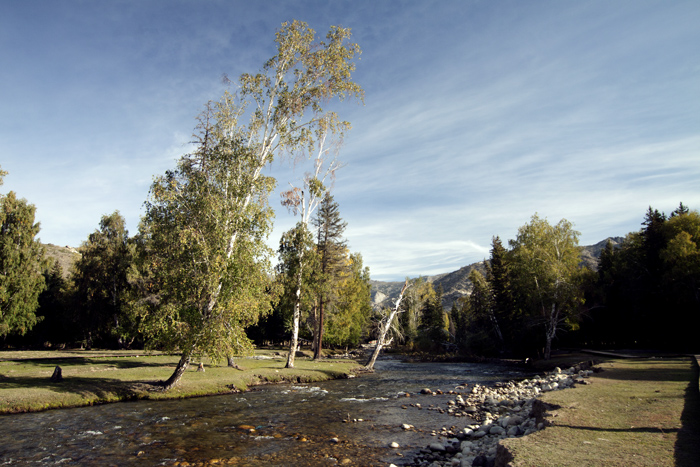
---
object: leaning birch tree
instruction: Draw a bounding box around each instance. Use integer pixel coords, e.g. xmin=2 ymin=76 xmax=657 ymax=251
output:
xmin=139 ymin=20 xmax=363 ymax=388
xmin=365 ymin=280 xmax=410 ymax=371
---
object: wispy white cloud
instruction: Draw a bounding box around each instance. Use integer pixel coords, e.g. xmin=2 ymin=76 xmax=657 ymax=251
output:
xmin=1 ymin=0 xmax=698 ymax=281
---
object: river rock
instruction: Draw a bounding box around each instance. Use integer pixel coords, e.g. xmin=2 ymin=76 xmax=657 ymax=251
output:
xmin=389 ymin=441 xmax=400 ymax=448
xmin=429 ymin=442 xmax=446 ymax=452
xmin=489 ymin=425 xmax=505 ymax=435
xmin=507 ymin=425 xmax=523 ymax=437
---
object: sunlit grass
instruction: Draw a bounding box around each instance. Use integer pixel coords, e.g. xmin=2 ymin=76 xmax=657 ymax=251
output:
xmin=500 ymin=357 xmax=698 ymax=467
xmin=0 ymin=349 xmax=360 ymax=413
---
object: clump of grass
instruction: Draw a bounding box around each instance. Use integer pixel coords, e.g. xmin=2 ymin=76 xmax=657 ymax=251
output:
xmin=0 ymin=350 xmax=360 ymax=413
xmin=500 ymin=357 xmax=698 ymax=467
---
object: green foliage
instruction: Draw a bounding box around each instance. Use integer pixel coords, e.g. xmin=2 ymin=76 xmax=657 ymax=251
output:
xmin=0 ymin=191 xmax=46 ymax=337
xmin=398 ymin=277 xmax=435 ymax=348
xmin=139 ymin=131 xmax=276 ymax=370
xmin=272 ymin=222 xmax=318 ymax=341
xmin=237 ymin=20 xmax=363 ymax=169
xmin=417 ymin=284 xmax=448 ymax=349
xmin=323 ymin=253 xmax=372 ymax=348
xmin=311 ymin=192 xmax=347 ymax=357
xmin=71 ymin=211 xmax=136 ymax=348
xmin=30 ymin=260 xmax=73 ymax=346
xmin=589 ymin=204 xmax=700 ymax=351
xmin=135 ymin=18 xmax=363 ymax=384
xmin=508 ymin=214 xmax=585 ymax=359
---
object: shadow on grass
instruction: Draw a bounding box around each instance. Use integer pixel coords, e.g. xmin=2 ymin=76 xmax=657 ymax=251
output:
xmin=595 ymin=359 xmax=691 ymax=383
xmin=674 ymin=358 xmax=700 ymax=467
xmin=7 ymin=357 xmax=169 ymax=369
xmin=557 ymin=424 xmax=679 ymax=434
xmin=0 ymin=374 xmax=152 ymax=404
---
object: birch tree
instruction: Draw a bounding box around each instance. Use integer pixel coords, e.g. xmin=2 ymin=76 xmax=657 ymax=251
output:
xmin=509 ymin=215 xmax=584 ymax=360
xmin=365 ymin=280 xmax=409 ymax=371
xmin=138 ymin=20 xmax=362 ymax=388
xmin=279 ymin=122 xmax=346 ymax=368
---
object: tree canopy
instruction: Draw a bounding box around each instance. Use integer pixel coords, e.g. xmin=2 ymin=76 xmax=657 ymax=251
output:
xmin=0 ymin=191 xmax=45 ymax=337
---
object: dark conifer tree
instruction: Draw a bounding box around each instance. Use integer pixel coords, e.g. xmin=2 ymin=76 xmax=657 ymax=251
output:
xmin=311 ymin=192 xmax=347 ymax=359
xmin=486 ymin=236 xmax=514 ymax=351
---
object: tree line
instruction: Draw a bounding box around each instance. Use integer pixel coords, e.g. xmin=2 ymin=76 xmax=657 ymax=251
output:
xmin=381 ymin=204 xmax=698 ymax=360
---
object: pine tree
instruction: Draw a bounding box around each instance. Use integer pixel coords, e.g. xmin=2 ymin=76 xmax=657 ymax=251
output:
xmin=311 ymin=192 xmax=347 ymax=359
xmin=486 ymin=236 xmax=513 ymax=350
xmin=419 ymin=284 xmax=447 ymax=349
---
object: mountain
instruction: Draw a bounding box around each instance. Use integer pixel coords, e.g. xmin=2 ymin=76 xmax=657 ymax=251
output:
xmin=370 ymin=237 xmax=625 ymax=311
xmin=43 ymin=243 xmax=81 ymax=278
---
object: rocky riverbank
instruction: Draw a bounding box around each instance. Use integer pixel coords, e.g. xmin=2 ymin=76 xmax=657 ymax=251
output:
xmin=391 ymin=361 xmax=597 ymax=467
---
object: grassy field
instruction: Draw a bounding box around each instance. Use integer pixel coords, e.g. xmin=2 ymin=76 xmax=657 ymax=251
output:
xmin=0 ymin=349 xmax=361 ymax=414
xmin=500 ymin=356 xmax=700 ymax=467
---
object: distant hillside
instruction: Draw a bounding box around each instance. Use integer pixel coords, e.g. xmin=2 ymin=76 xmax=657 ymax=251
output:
xmin=43 ymin=243 xmax=80 ymax=278
xmin=579 ymin=236 xmax=624 ymax=270
xmin=370 ymin=237 xmax=625 ymax=311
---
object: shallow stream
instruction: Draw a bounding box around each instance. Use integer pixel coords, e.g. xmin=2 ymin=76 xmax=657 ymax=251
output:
xmin=0 ymin=358 xmax=535 ymax=466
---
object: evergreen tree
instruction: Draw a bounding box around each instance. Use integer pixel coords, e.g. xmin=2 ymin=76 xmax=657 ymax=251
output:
xmin=418 ymin=284 xmax=447 ymax=349
xmin=311 ymin=192 xmax=347 ymax=359
xmin=591 ymin=205 xmax=699 ymax=350
xmin=21 ymin=260 xmax=74 ymax=348
xmin=71 ymin=211 xmax=135 ymax=348
xmin=486 ymin=236 xmax=514 ymax=350
xmin=0 ymin=191 xmax=46 ymax=338
xmin=450 ymin=299 xmax=469 ymax=349
xmin=323 ymin=253 xmax=372 ymax=349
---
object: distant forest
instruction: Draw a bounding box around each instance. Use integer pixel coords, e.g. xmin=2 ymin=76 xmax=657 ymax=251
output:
xmin=3 ymin=194 xmax=698 ymax=361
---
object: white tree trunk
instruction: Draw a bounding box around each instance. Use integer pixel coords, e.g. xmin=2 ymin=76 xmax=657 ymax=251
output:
xmin=364 ymin=280 xmax=409 ymax=371
xmin=286 ymin=260 xmax=304 ymax=368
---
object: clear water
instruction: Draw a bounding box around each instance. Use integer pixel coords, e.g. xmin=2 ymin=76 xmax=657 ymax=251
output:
xmin=0 ymin=358 xmax=534 ymax=466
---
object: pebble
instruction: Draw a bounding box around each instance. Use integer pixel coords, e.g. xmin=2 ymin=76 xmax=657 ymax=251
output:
xmin=400 ymin=362 xmax=595 ymax=466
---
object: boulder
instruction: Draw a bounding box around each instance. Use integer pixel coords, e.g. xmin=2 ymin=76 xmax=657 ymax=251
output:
xmin=429 ymin=442 xmax=446 ymax=452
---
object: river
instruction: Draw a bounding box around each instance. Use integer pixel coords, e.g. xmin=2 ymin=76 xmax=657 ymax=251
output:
xmin=0 ymin=358 xmax=535 ymax=466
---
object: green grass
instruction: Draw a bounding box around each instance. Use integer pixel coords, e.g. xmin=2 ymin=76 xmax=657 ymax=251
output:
xmin=0 ymin=349 xmax=360 ymax=414
xmin=500 ymin=357 xmax=700 ymax=467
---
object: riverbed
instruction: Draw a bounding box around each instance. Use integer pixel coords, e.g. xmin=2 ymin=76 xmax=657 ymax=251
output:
xmin=0 ymin=358 xmax=536 ymax=466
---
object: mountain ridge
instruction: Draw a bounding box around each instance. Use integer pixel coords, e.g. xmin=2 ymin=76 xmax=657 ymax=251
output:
xmin=370 ymin=236 xmax=624 ymax=311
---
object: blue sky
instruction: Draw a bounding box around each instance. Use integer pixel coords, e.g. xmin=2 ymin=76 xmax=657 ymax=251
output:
xmin=1 ymin=1 xmax=698 ymax=281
